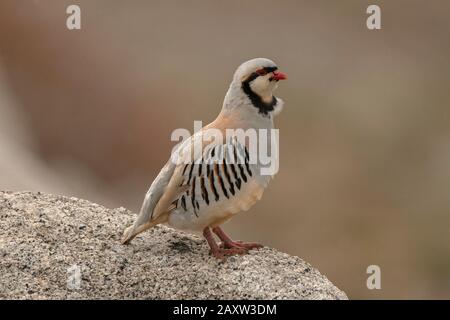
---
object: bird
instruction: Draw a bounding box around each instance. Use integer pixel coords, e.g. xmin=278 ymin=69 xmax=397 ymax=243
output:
xmin=121 ymin=58 xmax=287 ymax=260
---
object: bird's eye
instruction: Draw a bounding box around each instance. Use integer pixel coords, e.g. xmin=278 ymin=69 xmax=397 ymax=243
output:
xmin=256 ymin=69 xmax=268 ymax=76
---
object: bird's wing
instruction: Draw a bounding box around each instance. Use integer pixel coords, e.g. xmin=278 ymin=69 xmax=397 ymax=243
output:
xmin=131 ymin=158 xmax=176 ymax=228
xmin=121 ymin=137 xmax=200 ymax=244
xmin=132 ymin=130 xmax=219 ymax=226
xmin=161 ymin=132 xmax=268 ymax=219
xmin=151 ymin=130 xmax=225 ymax=216
xmin=123 ymin=127 xmax=258 ymax=244
xmin=121 ymin=155 xmax=179 ymax=244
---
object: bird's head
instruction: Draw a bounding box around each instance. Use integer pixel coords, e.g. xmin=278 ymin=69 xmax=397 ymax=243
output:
xmin=224 ymin=58 xmax=287 ymax=117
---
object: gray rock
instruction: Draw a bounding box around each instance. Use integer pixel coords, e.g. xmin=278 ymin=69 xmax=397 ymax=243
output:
xmin=0 ymin=191 xmax=347 ymax=299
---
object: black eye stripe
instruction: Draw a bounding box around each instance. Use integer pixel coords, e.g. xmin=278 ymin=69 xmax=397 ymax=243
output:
xmin=244 ymin=66 xmax=278 ymax=83
xmin=264 ymin=66 xmax=278 ymax=73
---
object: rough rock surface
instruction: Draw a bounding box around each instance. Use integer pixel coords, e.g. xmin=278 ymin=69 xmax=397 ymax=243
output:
xmin=0 ymin=191 xmax=347 ymax=299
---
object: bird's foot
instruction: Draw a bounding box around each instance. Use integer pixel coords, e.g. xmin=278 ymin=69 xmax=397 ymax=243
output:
xmin=212 ymin=226 xmax=264 ymax=251
xmin=209 ymin=247 xmax=248 ymax=260
xmin=204 ymin=226 xmax=263 ymax=261
xmin=234 ymin=241 xmax=264 ymax=250
xmin=219 ymin=240 xmax=263 ymax=251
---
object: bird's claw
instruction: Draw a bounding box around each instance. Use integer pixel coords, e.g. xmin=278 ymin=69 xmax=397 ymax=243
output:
xmin=219 ymin=240 xmax=263 ymax=250
xmin=209 ymin=247 xmax=248 ymax=260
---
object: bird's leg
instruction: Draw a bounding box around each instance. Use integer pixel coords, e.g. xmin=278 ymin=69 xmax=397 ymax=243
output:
xmin=212 ymin=226 xmax=263 ymax=250
xmin=203 ymin=227 xmax=247 ymax=260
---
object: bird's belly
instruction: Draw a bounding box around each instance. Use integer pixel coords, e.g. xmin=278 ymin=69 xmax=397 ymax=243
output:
xmin=168 ymin=176 xmax=269 ymax=231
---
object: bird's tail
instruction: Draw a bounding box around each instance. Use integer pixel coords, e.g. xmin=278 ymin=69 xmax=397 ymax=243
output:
xmin=121 ymin=215 xmax=167 ymax=245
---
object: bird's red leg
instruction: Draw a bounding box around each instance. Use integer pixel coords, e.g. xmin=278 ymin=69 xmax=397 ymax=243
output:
xmin=212 ymin=226 xmax=263 ymax=250
xmin=203 ymin=227 xmax=247 ymax=260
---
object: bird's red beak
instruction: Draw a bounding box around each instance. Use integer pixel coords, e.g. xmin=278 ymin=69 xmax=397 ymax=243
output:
xmin=272 ymin=70 xmax=287 ymax=81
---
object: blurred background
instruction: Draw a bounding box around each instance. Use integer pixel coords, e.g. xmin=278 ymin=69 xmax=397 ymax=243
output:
xmin=1 ymin=0 xmax=449 ymax=299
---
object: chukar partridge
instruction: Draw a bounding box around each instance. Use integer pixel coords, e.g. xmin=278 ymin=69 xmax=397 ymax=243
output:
xmin=122 ymin=58 xmax=287 ymax=259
